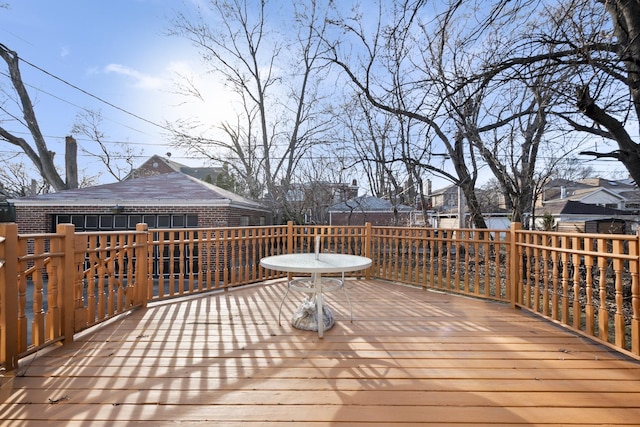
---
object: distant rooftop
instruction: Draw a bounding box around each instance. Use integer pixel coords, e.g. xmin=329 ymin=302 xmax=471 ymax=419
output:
xmin=540 ymin=200 xmax=631 ymax=216
xmin=127 ymin=155 xmax=223 ymax=182
xmin=328 ymin=195 xmax=413 ymax=212
xmin=9 ymin=172 xmax=267 ymax=211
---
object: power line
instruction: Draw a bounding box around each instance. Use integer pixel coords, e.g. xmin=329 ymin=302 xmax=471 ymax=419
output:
xmin=5 ymin=129 xmax=174 ymax=147
xmin=0 ymin=69 xmax=154 ymax=137
xmin=17 ymin=55 xmax=175 ymax=134
xmin=0 ymin=58 xmax=632 ymax=173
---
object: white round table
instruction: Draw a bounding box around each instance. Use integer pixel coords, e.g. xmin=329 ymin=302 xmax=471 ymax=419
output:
xmin=260 ymin=253 xmax=372 ymax=337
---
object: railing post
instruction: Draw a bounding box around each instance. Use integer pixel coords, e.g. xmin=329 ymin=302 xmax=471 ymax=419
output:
xmin=509 ymin=222 xmax=522 ymax=308
xmin=0 ymin=223 xmax=19 ymax=371
xmin=57 ymin=224 xmax=76 ymax=345
xmin=287 ymin=221 xmax=294 ymax=254
xmin=631 ymin=231 xmax=640 ymax=355
xmin=364 ymin=222 xmax=372 ymax=280
xmin=136 ymin=223 xmax=149 ymax=308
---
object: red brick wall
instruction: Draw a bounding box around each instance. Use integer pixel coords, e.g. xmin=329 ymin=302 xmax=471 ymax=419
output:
xmin=14 ymin=205 xmax=271 ymax=233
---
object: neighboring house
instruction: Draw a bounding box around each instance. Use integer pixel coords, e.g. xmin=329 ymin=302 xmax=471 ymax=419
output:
xmin=427 ymin=184 xmax=465 ymax=228
xmin=284 ymin=180 xmax=360 ymax=224
xmin=426 ymin=176 xmax=639 ymax=231
xmin=327 ymin=195 xmax=415 ymax=226
xmin=535 ymin=199 xmax=636 ymax=233
xmin=9 ymin=172 xmax=271 ymax=233
xmin=428 ymin=184 xmax=463 ymax=213
xmin=427 ymin=183 xmax=510 ymax=229
xmin=127 ymin=154 xmax=223 ymax=183
xmin=534 ymin=177 xmax=640 ymax=233
xmin=539 ymin=178 xmax=640 ymax=211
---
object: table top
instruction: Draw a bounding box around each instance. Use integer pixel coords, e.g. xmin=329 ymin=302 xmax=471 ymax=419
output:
xmin=260 ymin=253 xmax=372 ymax=274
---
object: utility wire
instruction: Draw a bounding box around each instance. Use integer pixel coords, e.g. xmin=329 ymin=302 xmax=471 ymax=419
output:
xmin=0 ymin=69 xmax=152 ymax=137
xmin=17 ymin=56 xmax=175 ymax=134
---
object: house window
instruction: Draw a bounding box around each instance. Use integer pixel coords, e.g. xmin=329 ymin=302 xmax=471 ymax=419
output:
xmin=157 ymin=215 xmax=171 ymax=228
xmin=85 ymin=215 xmax=98 ymax=230
xmin=128 ymin=215 xmax=142 ymax=228
xmin=114 ymin=215 xmax=127 ymax=229
xmin=143 ymin=215 xmax=157 ymax=227
xmin=172 ymin=215 xmax=185 ymax=228
xmin=240 ymin=216 xmax=250 ymax=226
xmin=99 ymin=215 xmax=113 ymax=229
xmin=53 ymin=213 xmax=198 ymax=231
xmin=71 ymin=215 xmax=85 ymax=230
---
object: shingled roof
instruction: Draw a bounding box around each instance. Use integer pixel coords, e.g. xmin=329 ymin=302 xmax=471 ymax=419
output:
xmin=328 ymin=195 xmax=413 ymax=212
xmin=126 ymin=155 xmax=223 ymax=181
xmin=540 ymin=200 xmax=629 ymax=216
xmin=9 ymin=172 xmax=267 ymax=211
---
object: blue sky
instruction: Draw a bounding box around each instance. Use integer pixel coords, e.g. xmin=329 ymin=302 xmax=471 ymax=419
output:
xmin=0 ymin=0 xmax=628 ymax=189
xmin=0 ymin=0 xmax=223 ymax=180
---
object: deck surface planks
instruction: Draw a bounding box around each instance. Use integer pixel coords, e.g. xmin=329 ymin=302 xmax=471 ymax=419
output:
xmin=2 ymin=279 xmax=640 ymax=426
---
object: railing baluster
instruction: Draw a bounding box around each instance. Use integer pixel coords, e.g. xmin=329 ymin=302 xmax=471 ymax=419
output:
xmin=3 ymin=222 xmax=640 ymax=372
xmin=613 ymin=239 xmax=625 ymax=349
xmin=585 ymin=237 xmax=595 ymax=336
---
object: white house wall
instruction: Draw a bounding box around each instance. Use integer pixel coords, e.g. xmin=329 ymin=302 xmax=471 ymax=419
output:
xmin=579 ymin=191 xmax=624 ymax=208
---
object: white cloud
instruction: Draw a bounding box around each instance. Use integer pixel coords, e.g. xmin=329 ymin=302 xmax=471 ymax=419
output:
xmin=103 ymin=63 xmax=167 ymax=90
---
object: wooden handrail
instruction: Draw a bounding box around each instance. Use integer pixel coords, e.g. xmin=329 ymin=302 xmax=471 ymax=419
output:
xmin=2 ymin=221 xmax=640 ymax=372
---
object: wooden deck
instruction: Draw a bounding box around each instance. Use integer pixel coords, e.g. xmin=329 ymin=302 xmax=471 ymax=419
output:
xmin=2 ymin=279 xmax=640 ymax=426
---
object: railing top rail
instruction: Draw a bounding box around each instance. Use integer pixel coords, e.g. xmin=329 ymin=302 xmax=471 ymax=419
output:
xmin=370 ymin=226 xmax=507 ymax=232
xmin=516 ymin=229 xmax=635 ymax=240
xmin=149 ymin=224 xmax=287 ymax=231
xmin=78 ymin=229 xmax=148 ymax=236
xmin=17 ymin=232 xmax=63 ymax=239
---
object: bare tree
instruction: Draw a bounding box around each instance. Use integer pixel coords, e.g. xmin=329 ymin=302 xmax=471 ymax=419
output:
xmin=169 ymin=0 xmax=334 ymax=221
xmin=337 ymin=94 xmax=406 ymax=199
xmin=71 ymin=110 xmax=140 ymax=182
xmin=323 ymin=0 xmax=603 ymax=228
xmin=474 ymin=0 xmax=640 ymax=184
xmin=325 ymin=1 xmax=533 ymax=227
xmin=575 ymin=0 xmax=640 ymax=182
xmin=0 ymin=156 xmax=51 ymax=197
xmin=0 ymin=43 xmax=78 ymax=191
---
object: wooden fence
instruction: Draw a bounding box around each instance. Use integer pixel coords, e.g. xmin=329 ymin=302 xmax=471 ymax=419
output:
xmin=1 ymin=221 xmax=639 ymax=372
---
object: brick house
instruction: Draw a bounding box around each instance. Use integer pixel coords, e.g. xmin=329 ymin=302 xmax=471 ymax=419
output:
xmin=9 ymin=172 xmax=271 ymax=233
xmin=126 ymin=154 xmax=223 ymax=182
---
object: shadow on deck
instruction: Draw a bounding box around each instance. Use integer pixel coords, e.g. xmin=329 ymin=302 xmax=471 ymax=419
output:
xmin=1 ymin=279 xmax=640 ymax=426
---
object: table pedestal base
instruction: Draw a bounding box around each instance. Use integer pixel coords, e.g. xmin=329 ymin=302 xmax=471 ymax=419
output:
xmin=291 ymin=298 xmax=335 ymax=332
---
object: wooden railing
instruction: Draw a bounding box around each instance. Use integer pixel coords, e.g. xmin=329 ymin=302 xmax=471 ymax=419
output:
xmin=2 ymin=221 xmax=639 ymax=372
xmin=145 ymin=225 xmax=289 ymax=300
xmin=370 ymin=226 xmax=511 ymax=302
xmin=513 ymin=223 xmax=640 ymax=358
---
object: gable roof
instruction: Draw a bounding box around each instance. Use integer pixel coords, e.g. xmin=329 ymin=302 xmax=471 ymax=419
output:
xmin=127 ymin=155 xmax=223 ymax=182
xmin=544 ymin=185 xmax=624 ymax=203
xmin=328 ymin=195 xmax=413 ymax=212
xmin=540 ymin=200 xmax=630 ymax=216
xmin=428 ymin=184 xmax=458 ymax=196
xmin=9 ymin=172 xmax=267 ymax=211
xmin=543 ymin=178 xmax=640 ymax=203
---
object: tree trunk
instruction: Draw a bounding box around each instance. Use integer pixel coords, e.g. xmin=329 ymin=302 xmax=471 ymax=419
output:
xmin=0 ymin=43 xmax=71 ymax=191
xmin=65 ymin=136 xmax=78 ymax=189
xmin=600 ymin=0 xmax=640 ymax=121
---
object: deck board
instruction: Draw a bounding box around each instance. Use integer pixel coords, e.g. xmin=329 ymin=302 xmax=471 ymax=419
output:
xmin=2 ymin=279 xmax=640 ymax=426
